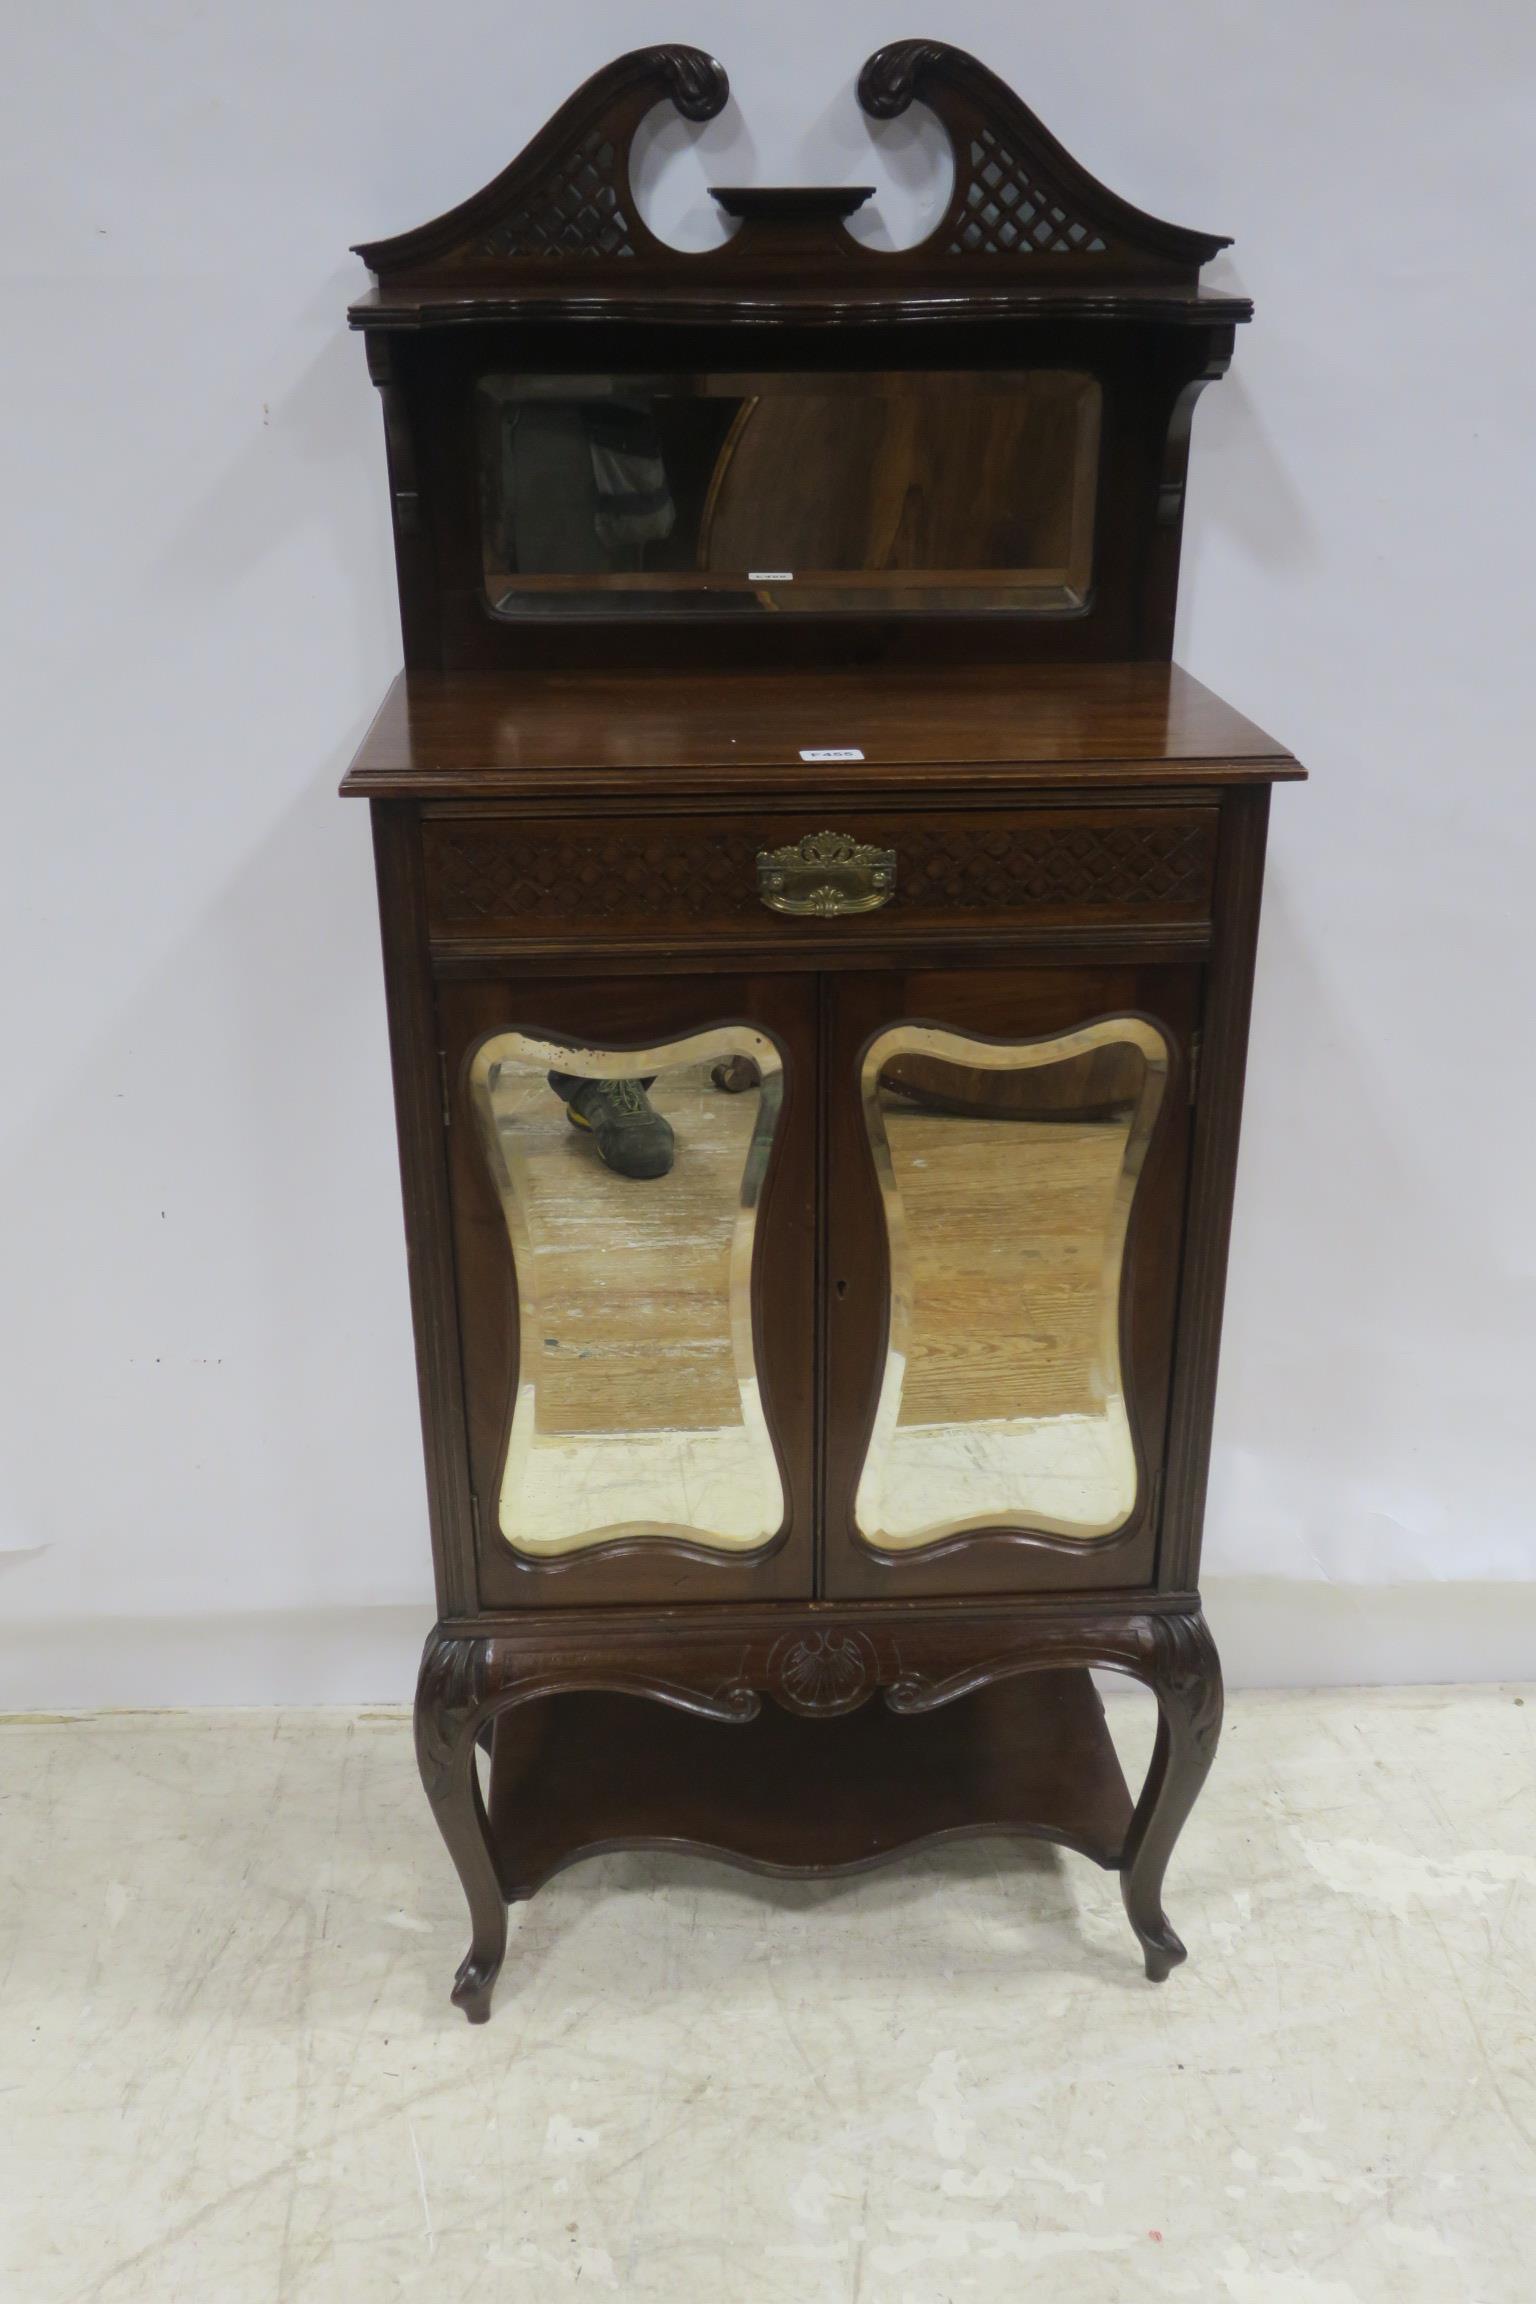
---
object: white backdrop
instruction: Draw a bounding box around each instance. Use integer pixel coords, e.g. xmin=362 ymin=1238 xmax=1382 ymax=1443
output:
xmin=3 ymin=3 xmax=1534 ymax=1702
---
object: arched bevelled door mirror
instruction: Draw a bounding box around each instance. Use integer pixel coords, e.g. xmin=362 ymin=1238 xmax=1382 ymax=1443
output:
xmin=852 ymin=1016 xmax=1171 ymax=1556
xmin=468 ymin=1027 xmax=786 ymax=1557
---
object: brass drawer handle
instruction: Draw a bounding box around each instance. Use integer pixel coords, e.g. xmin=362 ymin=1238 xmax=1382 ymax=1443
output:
xmin=756 ymin=831 xmax=897 ymax=918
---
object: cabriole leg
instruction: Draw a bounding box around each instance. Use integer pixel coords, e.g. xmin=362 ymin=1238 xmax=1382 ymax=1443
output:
xmin=414 ymin=1631 xmax=505 ymax=2023
xmin=1120 ymin=1609 xmax=1224 ymax=1980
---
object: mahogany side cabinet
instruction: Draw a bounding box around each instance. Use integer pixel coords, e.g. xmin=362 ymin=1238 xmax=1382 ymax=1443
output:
xmin=341 ymin=41 xmax=1303 ymax=2019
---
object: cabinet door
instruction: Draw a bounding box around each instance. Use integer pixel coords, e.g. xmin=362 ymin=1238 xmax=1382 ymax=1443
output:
xmin=439 ymin=974 xmax=816 ymax=1607
xmin=823 ymin=965 xmax=1199 ymax=1599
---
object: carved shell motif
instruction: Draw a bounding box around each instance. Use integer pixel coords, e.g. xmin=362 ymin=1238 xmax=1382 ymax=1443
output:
xmin=768 ymin=1628 xmax=879 ymax=1716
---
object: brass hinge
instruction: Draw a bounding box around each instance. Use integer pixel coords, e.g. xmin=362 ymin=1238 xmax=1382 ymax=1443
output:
xmin=1187 ymin=1030 xmax=1202 ymax=1106
xmin=438 ymin=1049 xmax=452 ymax=1128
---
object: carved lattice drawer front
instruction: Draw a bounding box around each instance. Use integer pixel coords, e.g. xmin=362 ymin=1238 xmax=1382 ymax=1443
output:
xmin=420 ymin=806 xmax=1219 ymax=945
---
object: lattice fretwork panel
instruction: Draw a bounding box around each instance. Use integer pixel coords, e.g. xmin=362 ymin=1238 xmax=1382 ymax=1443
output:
xmin=949 ymin=127 xmax=1108 ymax=257
xmin=481 ymin=132 xmax=636 ymax=261
xmin=423 ymin=817 xmax=1216 ymax=938
xmin=900 ymin=822 xmax=1215 ymax=909
xmin=427 ymin=826 xmax=755 ymax=925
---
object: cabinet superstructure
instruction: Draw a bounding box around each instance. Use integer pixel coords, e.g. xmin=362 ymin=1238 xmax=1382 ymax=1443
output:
xmin=343 ymin=41 xmax=1302 ymax=2019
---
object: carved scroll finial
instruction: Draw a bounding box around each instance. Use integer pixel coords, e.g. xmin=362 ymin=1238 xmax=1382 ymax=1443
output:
xmin=352 ymin=39 xmax=1235 ymax=311
xmin=857 ymin=40 xmax=949 ymax=120
xmin=354 ymin=45 xmax=730 ymax=279
xmin=656 ymin=44 xmax=730 ymax=122
xmin=854 ymin=38 xmax=1230 ymax=278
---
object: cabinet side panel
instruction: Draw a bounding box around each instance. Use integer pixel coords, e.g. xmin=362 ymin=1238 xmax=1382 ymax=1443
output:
xmin=364 ymin=336 xmax=444 ymax=669
xmin=1158 ymin=785 xmax=1271 ymax=1591
xmin=371 ymin=800 xmax=477 ymax=1614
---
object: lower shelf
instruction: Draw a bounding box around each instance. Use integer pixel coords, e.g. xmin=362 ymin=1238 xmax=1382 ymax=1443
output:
xmin=487 ymin=1665 xmax=1132 ymax=1900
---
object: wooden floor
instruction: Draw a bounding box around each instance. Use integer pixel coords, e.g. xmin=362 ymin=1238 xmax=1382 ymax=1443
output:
xmin=486 ymin=1065 xmax=1129 ymax=1439
xmin=489 ymin=1062 xmax=756 ymax=1437
xmin=884 ymin=1104 xmax=1126 ymax=1428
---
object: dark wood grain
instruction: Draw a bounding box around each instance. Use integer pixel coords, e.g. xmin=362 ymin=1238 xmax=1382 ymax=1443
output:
xmin=354 ymin=43 xmax=729 ymax=285
xmin=1159 ymin=785 xmax=1273 ymax=1591
xmin=350 ymin=41 xmax=1244 ymax=327
xmin=418 ymin=803 xmax=1220 ymax=948
xmin=856 ymin=40 xmax=1230 ymax=282
xmin=348 ymin=42 xmax=1257 ymax=673
xmin=370 ymin=804 xmax=475 ymax=1615
xmin=415 ymin=1598 xmax=1221 ymax=2016
xmin=342 ymin=663 xmax=1298 ymax=798
xmin=363 ymin=315 xmax=1238 ymax=672
xmin=353 ymin=279 xmax=1252 ymax=328
xmin=353 ymin=41 xmax=1295 ymax=2017
xmin=486 ymin=1670 xmax=1133 ymax=1896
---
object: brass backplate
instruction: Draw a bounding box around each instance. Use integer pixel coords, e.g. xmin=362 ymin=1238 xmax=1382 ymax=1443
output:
xmin=756 ymin=831 xmax=897 ymax=918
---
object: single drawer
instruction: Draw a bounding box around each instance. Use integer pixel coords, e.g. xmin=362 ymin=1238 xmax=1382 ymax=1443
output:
xmin=420 ymin=803 xmax=1219 ymax=945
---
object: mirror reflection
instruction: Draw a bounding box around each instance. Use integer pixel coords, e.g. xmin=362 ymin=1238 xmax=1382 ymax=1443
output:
xmin=469 ymin=1030 xmax=785 ymax=1556
xmin=478 ymin=370 xmax=1100 ymax=617
xmin=855 ymin=1018 xmax=1168 ymax=1548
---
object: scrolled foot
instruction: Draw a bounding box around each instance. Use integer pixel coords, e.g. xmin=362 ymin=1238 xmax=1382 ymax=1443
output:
xmin=451 ymin=1936 xmax=505 ymax=2024
xmin=1122 ymin=1878 xmax=1188 ymax=1982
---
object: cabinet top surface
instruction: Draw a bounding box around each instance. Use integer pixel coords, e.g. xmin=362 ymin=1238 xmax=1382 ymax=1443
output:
xmin=341 ymin=662 xmax=1303 ymax=800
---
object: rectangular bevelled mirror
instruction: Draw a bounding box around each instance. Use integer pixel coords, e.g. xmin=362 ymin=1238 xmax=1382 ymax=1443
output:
xmin=469 ymin=1028 xmax=785 ymax=1556
xmin=477 ymin=370 xmax=1100 ymax=618
xmin=855 ymin=1017 xmax=1168 ymax=1549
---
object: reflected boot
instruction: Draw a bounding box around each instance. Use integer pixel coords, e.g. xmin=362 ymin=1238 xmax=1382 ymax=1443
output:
xmin=549 ymin=1073 xmax=675 ymax=1180
xmin=710 ymin=1054 xmax=761 ymax=1095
